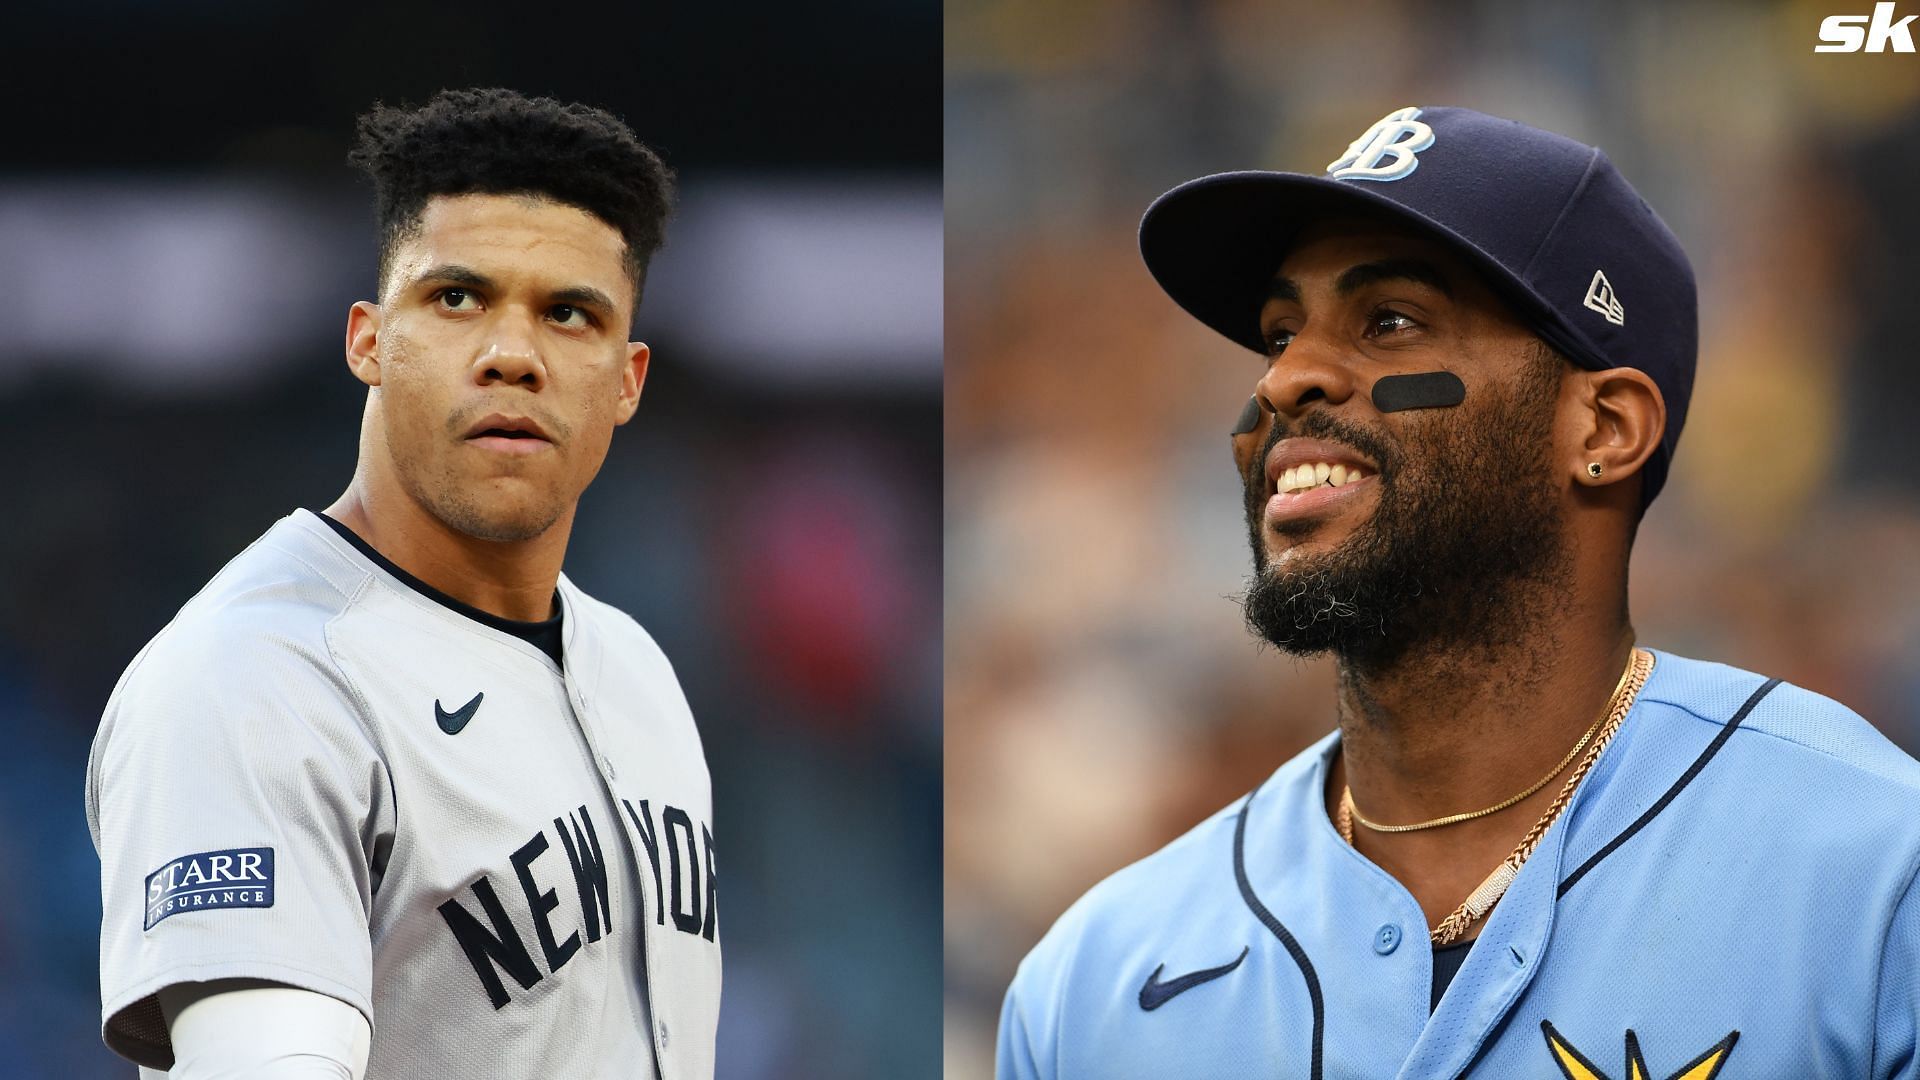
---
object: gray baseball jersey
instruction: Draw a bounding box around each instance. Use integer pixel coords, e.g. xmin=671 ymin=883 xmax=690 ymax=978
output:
xmin=86 ymin=509 xmax=720 ymax=1079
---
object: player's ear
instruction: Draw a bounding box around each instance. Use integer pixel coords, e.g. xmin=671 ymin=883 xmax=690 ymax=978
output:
xmin=614 ymin=341 xmax=650 ymax=425
xmin=345 ymin=301 xmax=384 ymax=388
xmin=1571 ymin=366 xmax=1664 ymax=490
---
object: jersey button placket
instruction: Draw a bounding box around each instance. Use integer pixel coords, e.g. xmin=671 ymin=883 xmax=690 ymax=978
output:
xmin=565 ymin=679 xmax=618 ymax=782
xmin=1374 ymin=923 xmax=1402 ymax=955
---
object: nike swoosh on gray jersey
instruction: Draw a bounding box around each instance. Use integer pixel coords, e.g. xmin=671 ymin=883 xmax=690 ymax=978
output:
xmin=435 ymin=692 xmax=484 ymax=734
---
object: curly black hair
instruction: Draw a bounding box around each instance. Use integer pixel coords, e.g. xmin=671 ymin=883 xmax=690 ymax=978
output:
xmin=347 ymin=88 xmax=676 ymax=307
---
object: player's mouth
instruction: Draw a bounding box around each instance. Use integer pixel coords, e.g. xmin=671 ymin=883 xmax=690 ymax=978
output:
xmin=463 ymin=413 xmax=554 ymax=455
xmin=1263 ymin=437 xmax=1377 ymax=525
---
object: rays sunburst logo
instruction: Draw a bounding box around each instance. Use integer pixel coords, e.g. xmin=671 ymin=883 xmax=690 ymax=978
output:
xmin=1542 ymin=1021 xmax=1738 ymax=1080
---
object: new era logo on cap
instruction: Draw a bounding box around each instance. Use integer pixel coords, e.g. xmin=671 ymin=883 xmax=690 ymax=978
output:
xmin=1584 ymin=270 xmax=1625 ymax=326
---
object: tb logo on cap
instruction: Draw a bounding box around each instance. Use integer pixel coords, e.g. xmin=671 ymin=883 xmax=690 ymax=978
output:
xmin=1328 ymin=107 xmax=1435 ymax=182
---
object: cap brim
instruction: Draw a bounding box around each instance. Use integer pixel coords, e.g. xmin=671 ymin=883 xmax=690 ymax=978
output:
xmin=1138 ymin=170 xmax=1595 ymax=370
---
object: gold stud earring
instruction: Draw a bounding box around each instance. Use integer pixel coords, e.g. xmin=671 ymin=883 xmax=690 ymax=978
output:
xmin=1587 ymin=462 xmax=1604 ymax=478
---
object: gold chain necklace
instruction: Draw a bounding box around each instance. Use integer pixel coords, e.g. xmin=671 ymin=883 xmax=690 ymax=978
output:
xmin=1335 ymin=647 xmax=1653 ymax=946
xmin=1345 ymin=656 xmax=1635 ymax=833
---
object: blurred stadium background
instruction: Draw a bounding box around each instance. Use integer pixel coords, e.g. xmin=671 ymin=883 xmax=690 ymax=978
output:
xmin=0 ymin=3 xmax=938 ymax=1078
xmin=945 ymin=0 xmax=1920 ymax=1074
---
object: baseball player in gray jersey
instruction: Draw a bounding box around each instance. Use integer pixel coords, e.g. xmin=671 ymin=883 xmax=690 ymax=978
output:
xmin=86 ymin=88 xmax=718 ymax=1079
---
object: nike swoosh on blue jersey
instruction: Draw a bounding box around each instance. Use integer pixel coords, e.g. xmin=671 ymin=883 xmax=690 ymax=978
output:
xmin=1137 ymin=946 xmax=1249 ymax=1011
xmin=435 ymin=692 xmax=484 ymax=735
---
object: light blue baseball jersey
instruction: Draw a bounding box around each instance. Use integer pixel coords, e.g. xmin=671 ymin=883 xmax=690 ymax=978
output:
xmin=999 ymin=649 xmax=1920 ymax=1079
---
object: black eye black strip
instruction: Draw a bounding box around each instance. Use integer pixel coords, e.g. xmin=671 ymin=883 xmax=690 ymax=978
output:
xmin=1371 ymin=371 xmax=1466 ymax=412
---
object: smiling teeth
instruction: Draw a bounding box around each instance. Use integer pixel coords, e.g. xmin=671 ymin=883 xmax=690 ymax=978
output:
xmin=1280 ymin=462 xmax=1370 ymax=494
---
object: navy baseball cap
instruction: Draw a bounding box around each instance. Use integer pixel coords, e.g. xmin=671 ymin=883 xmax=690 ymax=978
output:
xmin=1139 ymin=106 xmax=1696 ymax=509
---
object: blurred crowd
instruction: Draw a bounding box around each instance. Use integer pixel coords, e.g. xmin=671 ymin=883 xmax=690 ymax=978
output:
xmin=944 ymin=0 xmax=1920 ymax=1074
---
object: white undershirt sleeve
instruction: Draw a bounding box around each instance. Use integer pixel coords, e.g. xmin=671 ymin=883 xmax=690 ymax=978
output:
xmin=157 ymin=979 xmax=372 ymax=1080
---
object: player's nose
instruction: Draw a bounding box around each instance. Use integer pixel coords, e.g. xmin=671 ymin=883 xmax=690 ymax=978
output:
xmin=1255 ymin=327 xmax=1360 ymax=419
xmin=471 ymin=313 xmax=548 ymax=390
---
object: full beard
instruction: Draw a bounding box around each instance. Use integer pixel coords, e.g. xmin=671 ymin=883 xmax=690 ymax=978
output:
xmin=1240 ymin=370 xmax=1574 ymax=678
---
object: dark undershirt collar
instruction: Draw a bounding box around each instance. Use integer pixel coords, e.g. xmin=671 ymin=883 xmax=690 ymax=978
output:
xmin=1430 ymin=936 xmax=1476 ymax=1012
xmin=315 ymin=511 xmax=564 ymax=665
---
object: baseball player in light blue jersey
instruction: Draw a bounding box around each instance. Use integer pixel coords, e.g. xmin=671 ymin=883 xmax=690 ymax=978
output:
xmin=998 ymin=106 xmax=1920 ymax=1078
